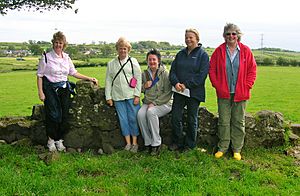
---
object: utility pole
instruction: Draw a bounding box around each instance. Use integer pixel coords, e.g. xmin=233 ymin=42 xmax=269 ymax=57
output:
xmin=260 ymin=33 xmax=264 ymax=58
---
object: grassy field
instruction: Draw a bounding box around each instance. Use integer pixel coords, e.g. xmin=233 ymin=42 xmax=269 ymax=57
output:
xmin=0 ymin=56 xmax=93 ymax=73
xmin=1 ymin=64 xmax=300 ymax=195
xmin=0 ymin=143 xmax=299 ymax=195
xmin=0 ymin=57 xmax=38 ymax=72
xmin=0 ymin=66 xmax=299 ymax=123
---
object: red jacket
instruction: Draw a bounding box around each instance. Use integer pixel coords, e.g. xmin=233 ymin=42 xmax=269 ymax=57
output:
xmin=209 ymin=42 xmax=257 ymax=102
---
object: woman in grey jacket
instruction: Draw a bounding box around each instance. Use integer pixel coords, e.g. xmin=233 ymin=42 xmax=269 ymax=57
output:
xmin=137 ymin=49 xmax=173 ymax=155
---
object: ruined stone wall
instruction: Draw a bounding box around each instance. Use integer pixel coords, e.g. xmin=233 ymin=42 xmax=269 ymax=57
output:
xmin=0 ymin=80 xmax=295 ymax=153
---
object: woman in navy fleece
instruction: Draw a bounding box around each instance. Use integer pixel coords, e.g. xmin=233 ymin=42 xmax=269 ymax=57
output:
xmin=169 ymin=28 xmax=209 ymax=151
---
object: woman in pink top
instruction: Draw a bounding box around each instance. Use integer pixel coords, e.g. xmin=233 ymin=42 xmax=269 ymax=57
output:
xmin=37 ymin=31 xmax=98 ymax=152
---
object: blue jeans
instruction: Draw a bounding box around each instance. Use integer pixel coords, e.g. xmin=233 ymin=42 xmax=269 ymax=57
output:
xmin=114 ymin=98 xmax=140 ymax=137
xmin=171 ymin=93 xmax=200 ymax=149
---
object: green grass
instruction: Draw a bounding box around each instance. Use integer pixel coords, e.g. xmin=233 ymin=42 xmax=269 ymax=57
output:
xmin=0 ymin=56 xmax=97 ymax=73
xmin=1 ymin=66 xmax=299 ymax=123
xmin=0 ymin=144 xmax=299 ymax=195
xmin=0 ymin=57 xmax=38 ymax=72
xmin=1 ymin=63 xmax=300 ymax=195
xmin=202 ymin=66 xmax=300 ymax=123
xmin=247 ymin=66 xmax=300 ymax=122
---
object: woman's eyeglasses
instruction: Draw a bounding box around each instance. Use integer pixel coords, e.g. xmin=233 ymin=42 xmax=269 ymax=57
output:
xmin=226 ymin=32 xmax=237 ymax=36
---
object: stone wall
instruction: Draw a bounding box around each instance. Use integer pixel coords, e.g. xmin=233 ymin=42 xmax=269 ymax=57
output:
xmin=0 ymin=80 xmax=295 ymax=153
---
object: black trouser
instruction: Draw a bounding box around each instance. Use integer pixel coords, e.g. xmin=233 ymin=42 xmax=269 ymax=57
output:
xmin=44 ymin=87 xmax=71 ymax=141
xmin=171 ymin=93 xmax=200 ymax=149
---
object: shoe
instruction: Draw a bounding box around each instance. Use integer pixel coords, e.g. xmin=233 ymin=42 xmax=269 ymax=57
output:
xmin=55 ymin=139 xmax=66 ymax=152
xmin=215 ymin=151 xmax=224 ymax=158
xmin=150 ymin=145 xmax=161 ymax=156
xmin=233 ymin=153 xmax=242 ymax=160
xmin=168 ymin=143 xmax=179 ymax=151
xmin=144 ymin=145 xmax=152 ymax=154
xmin=179 ymin=146 xmax=192 ymax=153
xmin=124 ymin=144 xmax=132 ymax=151
xmin=130 ymin=144 xmax=139 ymax=153
xmin=47 ymin=138 xmax=57 ymax=152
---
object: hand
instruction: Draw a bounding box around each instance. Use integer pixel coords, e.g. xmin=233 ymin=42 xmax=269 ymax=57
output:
xmin=107 ymin=99 xmax=113 ymax=107
xmin=175 ymin=83 xmax=182 ymax=91
xmin=144 ymin=81 xmax=152 ymax=89
xmin=90 ymin=78 xmax=99 ymax=86
xmin=133 ymin=96 xmax=140 ymax=105
xmin=148 ymin=103 xmax=154 ymax=108
xmin=180 ymin=83 xmax=186 ymax=91
xmin=38 ymin=92 xmax=45 ymax=102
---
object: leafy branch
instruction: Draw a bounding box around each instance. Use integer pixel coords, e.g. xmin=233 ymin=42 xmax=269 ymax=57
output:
xmin=0 ymin=0 xmax=77 ymax=15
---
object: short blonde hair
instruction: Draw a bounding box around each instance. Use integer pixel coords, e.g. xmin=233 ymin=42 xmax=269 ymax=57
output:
xmin=115 ymin=37 xmax=132 ymax=52
xmin=185 ymin=28 xmax=200 ymax=42
xmin=51 ymin=31 xmax=67 ymax=50
xmin=223 ymin=23 xmax=243 ymax=41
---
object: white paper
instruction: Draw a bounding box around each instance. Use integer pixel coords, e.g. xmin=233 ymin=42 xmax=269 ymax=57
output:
xmin=172 ymin=86 xmax=190 ymax=97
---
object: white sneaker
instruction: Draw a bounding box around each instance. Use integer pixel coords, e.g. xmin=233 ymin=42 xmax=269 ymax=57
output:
xmin=124 ymin=144 xmax=132 ymax=151
xmin=130 ymin=144 xmax=139 ymax=153
xmin=47 ymin=138 xmax=57 ymax=152
xmin=55 ymin=139 xmax=66 ymax=152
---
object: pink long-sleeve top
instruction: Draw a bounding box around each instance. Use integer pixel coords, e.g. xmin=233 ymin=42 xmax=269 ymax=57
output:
xmin=37 ymin=50 xmax=77 ymax=83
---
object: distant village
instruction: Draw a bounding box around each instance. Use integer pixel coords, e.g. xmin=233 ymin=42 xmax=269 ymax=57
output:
xmin=0 ymin=49 xmax=31 ymax=59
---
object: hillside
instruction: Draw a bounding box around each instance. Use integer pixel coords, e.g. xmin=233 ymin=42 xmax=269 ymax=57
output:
xmin=0 ymin=42 xmax=299 ymax=73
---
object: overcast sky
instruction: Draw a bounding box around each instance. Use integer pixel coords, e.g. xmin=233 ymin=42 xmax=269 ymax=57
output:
xmin=0 ymin=0 xmax=299 ymax=51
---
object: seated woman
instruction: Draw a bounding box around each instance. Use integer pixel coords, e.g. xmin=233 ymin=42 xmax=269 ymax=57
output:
xmin=137 ymin=49 xmax=173 ymax=155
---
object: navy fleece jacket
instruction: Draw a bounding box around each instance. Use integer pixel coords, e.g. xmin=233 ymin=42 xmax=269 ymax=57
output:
xmin=169 ymin=44 xmax=210 ymax=102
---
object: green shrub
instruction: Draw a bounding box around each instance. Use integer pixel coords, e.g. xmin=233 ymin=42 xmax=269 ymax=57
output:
xmin=277 ymin=57 xmax=290 ymax=66
xmin=262 ymin=57 xmax=275 ymax=66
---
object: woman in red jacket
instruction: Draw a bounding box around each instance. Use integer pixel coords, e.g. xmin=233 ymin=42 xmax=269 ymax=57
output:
xmin=209 ymin=23 xmax=257 ymax=160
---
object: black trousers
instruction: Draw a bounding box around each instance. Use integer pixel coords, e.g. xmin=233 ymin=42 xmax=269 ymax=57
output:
xmin=171 ymin=93 xmax=200 ymax=149
xmin=44 ymin=87 xmax=71 ymax=141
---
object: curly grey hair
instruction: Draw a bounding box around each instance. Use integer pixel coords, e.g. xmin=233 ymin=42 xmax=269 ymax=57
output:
xmin=223 ymin=23 xmax=242 ymax=41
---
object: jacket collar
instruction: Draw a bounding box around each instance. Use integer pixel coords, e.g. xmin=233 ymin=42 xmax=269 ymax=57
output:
xmin=184 ymin=43 xmax=202 ymax=54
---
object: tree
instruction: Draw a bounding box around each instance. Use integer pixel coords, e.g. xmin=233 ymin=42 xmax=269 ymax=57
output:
xmin=101 ymin=44 xmax=115 ymax=57
xmin=65 ymin=45 xmax=81 ymax=59
xmin=7 ymin=45 xmax=15 ymax=51
xmin=262 ymin=57 xmax=274 ymax=66
xmin=28 ymin=44 xmax=43 ymax=55
xmin=277 ymin=57 xmax=290 ymax=66
xmin=159 ymin=41 xmax=171 ymax=50
xmin=0 ymin=0 xmax=77 ymax=15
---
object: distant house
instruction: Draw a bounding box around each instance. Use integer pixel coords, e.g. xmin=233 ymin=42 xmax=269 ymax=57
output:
xmin=2 ymin=49 xmax=31 ymax=57
xmin=84 ymin=49 xmax=99 ymax=55
xmin=162 ymin=55 xmax=175 ymax=59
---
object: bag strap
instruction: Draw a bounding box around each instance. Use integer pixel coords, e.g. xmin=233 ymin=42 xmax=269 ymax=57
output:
xmin=43 ymin=51 xmax=48 ymax=63
xmin=112 ymin=57 xmax=131 ymax=87
xmin=129 ymin=58 xmax=134 ymax=76
xmin=121 ymin=57 xmax=135 ymax=85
